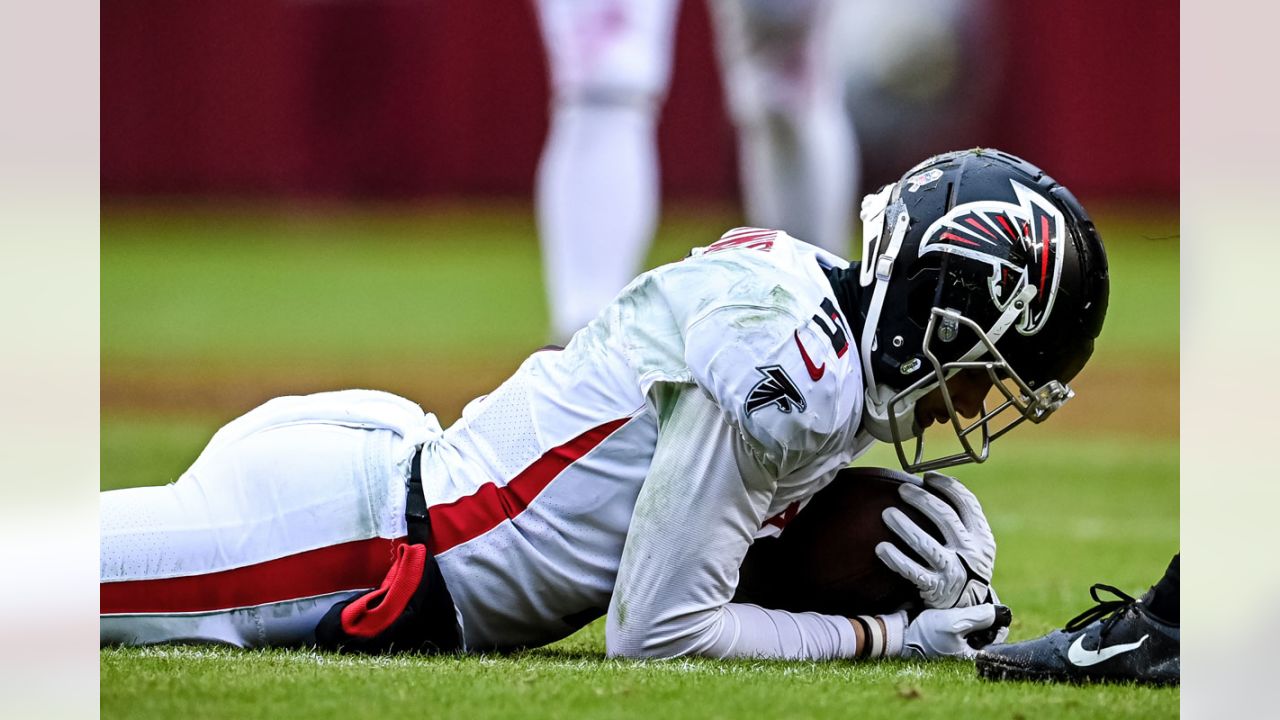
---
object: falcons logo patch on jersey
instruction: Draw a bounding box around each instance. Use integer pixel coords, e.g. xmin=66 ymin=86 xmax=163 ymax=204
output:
xmin=745 ymin=365 xmax=807 ymax=416
xmin=918 ymin=180 xmax=1065 ymax=336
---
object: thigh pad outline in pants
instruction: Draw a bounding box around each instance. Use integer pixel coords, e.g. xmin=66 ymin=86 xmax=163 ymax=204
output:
xmin=101 ymin=417 xmax=415 ymax=648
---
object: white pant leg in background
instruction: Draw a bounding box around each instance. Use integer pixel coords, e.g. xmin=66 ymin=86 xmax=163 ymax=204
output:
xmin=100 ymin=390 xmax=431 ymax=648
xmin=534 ymin=0 xmax=681 ymax=342
xmin=710 ymin=0 xmax=857 ymax=256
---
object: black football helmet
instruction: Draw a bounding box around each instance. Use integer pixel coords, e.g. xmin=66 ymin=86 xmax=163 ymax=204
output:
xmin=856 ymin=148 xmax=1109 ymax=472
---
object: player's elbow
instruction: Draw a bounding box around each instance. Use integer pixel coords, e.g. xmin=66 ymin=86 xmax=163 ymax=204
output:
xmin=605 ymin=624 xmax=707 ymax=660
xmin=604 ymin=631 xmax=663 ymax=660
xmin=605 ymin=607 xmax=724 ymax=660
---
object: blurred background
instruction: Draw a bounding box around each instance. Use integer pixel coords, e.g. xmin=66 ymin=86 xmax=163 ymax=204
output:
xmin=102 ymin=0 xmax=1175 ymax=203
xmin=101 ymin=0 xmax=1177 ymax=411
xmin=100 ymin=4 xmax=1177 ymax=708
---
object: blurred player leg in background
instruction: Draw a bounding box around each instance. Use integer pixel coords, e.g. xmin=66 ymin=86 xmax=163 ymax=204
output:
xmin=535 ymin=0 xmax=681 ymax=342
xmin=709 ymin=0 xmax=856 ymax=257
xmin=535 ymin=0 xmax=861 ymax=342
xmin=828 ymin=0 xmax=994 ymax=204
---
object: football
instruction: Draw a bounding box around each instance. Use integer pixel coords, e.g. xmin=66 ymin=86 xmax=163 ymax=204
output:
xmin=735 ymin=466 xmax=951 ymax=616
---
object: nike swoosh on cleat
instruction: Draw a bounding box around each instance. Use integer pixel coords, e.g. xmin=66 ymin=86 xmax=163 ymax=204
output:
xmin=793 ymin=331 xmax=825 ymax=381
xmin=1066 ymin=633 xmax=1149 ymax=667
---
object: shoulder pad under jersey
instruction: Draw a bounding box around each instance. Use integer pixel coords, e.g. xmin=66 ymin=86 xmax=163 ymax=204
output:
xmin=683 ymin=300 xmax=863 ymax=476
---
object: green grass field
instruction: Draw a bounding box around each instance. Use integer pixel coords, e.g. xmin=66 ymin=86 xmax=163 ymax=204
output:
xmin=101 ymin=202 xmax=1179 ymax=719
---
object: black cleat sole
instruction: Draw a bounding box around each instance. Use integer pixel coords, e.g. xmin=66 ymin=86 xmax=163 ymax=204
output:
xmin=976 ymin=655 xmax=1179 ymax=687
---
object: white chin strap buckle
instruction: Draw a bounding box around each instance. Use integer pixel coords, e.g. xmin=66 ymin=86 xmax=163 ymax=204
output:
xmin=875 ymin=254 xmax=894 ymax=282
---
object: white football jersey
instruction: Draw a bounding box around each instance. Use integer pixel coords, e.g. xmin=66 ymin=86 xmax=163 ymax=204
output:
xmin=423 ymin=228 xmax=875 ymax=653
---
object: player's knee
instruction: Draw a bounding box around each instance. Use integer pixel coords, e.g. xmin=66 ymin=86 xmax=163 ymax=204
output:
xmin=545 ymin=85 xmax=663 ymax=142
xmin=553 ymin=82 xmax=663 ymax=113
xmin=550 ymin=55 xmax=669 ymax=110
xmin=725 ymin=68 xmax=833 ymax=133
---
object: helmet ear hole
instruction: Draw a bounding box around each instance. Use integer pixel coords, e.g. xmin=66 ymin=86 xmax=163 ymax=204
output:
xmin=905 ymin=255 xmax=945 ymax=332
xmin=904 ymin=256 xmax=985 ymax=353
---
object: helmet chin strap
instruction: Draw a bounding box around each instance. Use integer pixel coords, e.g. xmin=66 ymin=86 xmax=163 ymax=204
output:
xmin=862 ymin=383 xmax=922 ymax=444
xmin=858 ymin=184 xmax=911 ymax=441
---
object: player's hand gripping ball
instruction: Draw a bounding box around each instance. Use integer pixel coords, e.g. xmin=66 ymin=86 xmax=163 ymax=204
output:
xmin=875 ymin=471 xmax=997 ymax=610
xmin=735 ymin=467 xmax=995 ymax=618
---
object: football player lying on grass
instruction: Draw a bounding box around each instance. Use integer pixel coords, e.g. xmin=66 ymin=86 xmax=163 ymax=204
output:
xmin=101 ymin=149 xmax=1109 ymax=662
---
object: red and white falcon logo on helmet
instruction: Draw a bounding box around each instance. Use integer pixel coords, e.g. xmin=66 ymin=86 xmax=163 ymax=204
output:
xmin=918 ymin=180 xmax=1066 ymax=336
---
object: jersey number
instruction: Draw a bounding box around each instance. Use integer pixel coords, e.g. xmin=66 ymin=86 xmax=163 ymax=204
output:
xmin=813 ymin=298 xmax=849 ymax=358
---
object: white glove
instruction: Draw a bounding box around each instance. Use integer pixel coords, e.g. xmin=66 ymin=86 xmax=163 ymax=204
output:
xmin=883 ymin=604 xmax=1011 ymax=660
xmin=874 ymin=472 xmax=996 ymax=609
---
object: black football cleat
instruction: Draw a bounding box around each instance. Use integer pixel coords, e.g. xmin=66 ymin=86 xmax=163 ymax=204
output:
xmin=975 ymin=583 xmax=1179 ymax=686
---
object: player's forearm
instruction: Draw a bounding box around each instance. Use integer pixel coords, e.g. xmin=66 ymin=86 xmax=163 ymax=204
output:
xmin=623 ymin=606 xmax=910 ymax=662
xmin=704 ymin=603 xmax=859 ymax=660
xmin=606 ymin=602 xmax=856 ymax=661
xmin=693 ymin=609 xmax=905 ymax=661
xmin=695 ymin=604 xmax=915 ymax=661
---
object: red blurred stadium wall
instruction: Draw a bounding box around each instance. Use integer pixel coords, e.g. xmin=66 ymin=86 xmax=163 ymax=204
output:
xmin=101 ymin=0 xmax=1178 ymax=203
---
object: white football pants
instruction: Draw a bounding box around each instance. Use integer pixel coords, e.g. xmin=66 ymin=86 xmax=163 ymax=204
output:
xmin=100 ymin=391 xmax=431 ymax=648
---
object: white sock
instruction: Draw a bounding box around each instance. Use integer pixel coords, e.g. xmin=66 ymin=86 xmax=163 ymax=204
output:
xmin=536 ymin=101 xmax=659 ymax=342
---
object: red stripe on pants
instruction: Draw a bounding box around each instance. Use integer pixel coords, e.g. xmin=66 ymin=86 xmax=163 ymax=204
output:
xmin=101 ymin=416 xmax=632 ymax=614
xmin=428 ymin=417 xmax=630 ymax=553
xmin=101 ymin=536 xmax=404 ymax=615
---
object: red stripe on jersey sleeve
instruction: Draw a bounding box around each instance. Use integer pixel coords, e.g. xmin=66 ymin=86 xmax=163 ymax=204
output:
xmin=101 ymin=536 xmax=404 ymax=614
xmin=428 ymin=417 xmax=631 ymax=554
